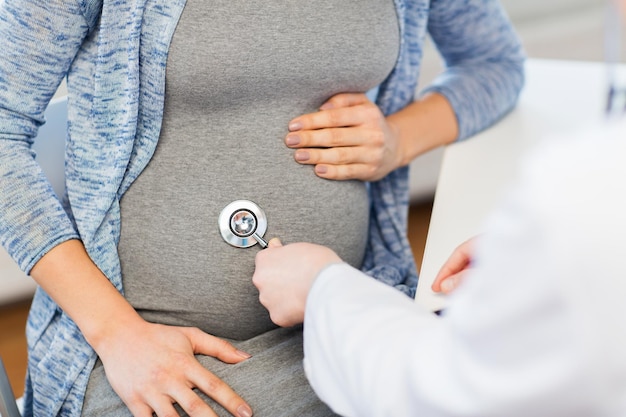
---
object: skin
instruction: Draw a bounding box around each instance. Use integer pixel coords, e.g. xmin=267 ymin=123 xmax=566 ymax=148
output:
xmin=259 ymin=1 xmax=626 ymax=305
xmin=286 ymin=92 xmax=458 ymax=181
xmin=31 ymin=241 xmax=254 ymax=417
xmin=253 ymin=239 xmax=341 ymax=327
xmin=252 ymin=237 xmax=475 ymax=326
xmin=430 ymin=237 xmax=476 ymax=294
xmin=29 ymin=88 xmax=458 ymax=416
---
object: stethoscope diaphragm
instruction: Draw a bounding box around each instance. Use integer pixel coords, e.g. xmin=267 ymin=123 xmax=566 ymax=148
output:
xmin=218 ymin=200 xmax=268 ymax=248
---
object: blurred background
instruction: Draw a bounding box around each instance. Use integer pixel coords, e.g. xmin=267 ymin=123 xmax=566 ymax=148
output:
xmin=410 ymin=0 xmax=606 ymax=202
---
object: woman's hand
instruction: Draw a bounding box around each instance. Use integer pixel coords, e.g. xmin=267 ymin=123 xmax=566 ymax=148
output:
xmin=96 ymin=320 xmax=253 ymax=417
xmin=252 ymin=239 xmax=342 ymax=327
xmin=29 ymin=240 xmax=253 ymax=416
xmin=431 ymin=237 xmax=476 ymax=295
xmin=285 ymin=93 xmax=404 ymax=181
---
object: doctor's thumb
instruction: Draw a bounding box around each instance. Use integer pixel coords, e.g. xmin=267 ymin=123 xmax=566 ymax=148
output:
xmin=268 ymin=238 xmax=283 ymax=248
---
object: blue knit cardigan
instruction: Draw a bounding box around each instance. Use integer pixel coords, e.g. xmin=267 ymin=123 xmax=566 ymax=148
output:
xmin=0 ymin=0 xmax=524 ymax=414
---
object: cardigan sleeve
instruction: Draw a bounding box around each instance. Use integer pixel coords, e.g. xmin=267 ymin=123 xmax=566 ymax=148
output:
xmin=0 ymin=0 xmax=91 ymax=272
xmin=422 ymin=0 xmax=526 ymax=141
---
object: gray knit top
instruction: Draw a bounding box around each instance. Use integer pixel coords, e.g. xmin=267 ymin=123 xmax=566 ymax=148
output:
xmin=118 ymin=0 xmax=400 ymax=340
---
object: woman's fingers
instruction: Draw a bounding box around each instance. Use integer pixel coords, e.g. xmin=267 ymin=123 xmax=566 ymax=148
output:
xmin=185 ymin=368 xmax=253 ymax=417
xmin=294 ymin=141 xmax=381 ymax=165
xmin=319 ymin=92 xmax=370 ymax=110
xmin=178 ymin=378 xmax=251 ymax=417
xmin=285 ymin=93 xmax=401 ymax=181
xmin=181 ymin=327 xmax=251 ymax=364
xmin=151 ymin=395 xmax=192 ymax=417
xmin=289 ymin=102 xmax=378 ymax=132
xmin=125 ymin=401 xmax=155 ymax=417
xmin=287 ymin=126 xmax=368 ymax=150
xmin=99 ymin=321 xmax=253 ymax=417
xmin=180 ymin=328 xmax=254 ymax=416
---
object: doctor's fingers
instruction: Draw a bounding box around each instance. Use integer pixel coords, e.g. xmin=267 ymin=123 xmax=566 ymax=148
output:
xmin=439 ymin=238 xmax=474 ymax=277
xmin=437 ymin=271 xmax=468 ymax=295
xmin=432 ymin=239 xmax=475 ymax=292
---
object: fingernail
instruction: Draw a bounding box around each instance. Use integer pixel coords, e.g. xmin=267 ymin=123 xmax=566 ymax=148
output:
xmin=237 ymin=404 xmax=253 ymax=417
xmin=268 ymin=238 xmax=282 ymax=247
xmin=286 ymin=134 xmax=300 ymax=146
xmin=236 ymin=349 xmax=252 ymax=359
xmin=319 ymin=102 xmax=333 ymax=110
xmin=440 ymin=279 xmax=455 ymax=293
xmin=295 ymin=151 xmax=309 ymax=162
xmin=315 ymin=165 xmax=328 ymax=174
xmin=289 ymin=121 xmax=302 ymax=131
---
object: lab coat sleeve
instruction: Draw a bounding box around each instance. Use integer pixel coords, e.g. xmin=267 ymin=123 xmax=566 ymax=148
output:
xmin=303 ymin=130 xmax=626 ymax=417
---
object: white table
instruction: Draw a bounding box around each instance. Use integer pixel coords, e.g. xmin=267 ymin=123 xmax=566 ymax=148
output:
xmin=416 ymin=59 xmax=613 ymax=312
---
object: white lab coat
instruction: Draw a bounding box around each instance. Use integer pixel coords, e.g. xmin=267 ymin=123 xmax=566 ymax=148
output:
xmin=302 ymin=121 xmax=626 ymax=417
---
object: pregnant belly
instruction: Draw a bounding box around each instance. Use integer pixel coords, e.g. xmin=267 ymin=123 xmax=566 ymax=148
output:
xmin=119 ymin=146 xmax=370 ymax=340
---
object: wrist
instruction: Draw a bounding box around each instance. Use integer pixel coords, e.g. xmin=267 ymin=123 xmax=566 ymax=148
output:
xmin=387 ymin=92 xmax=459 ymax=166
xmin=386 ymin=115 xmax=410 ymax=168
xmin=85 ymin=303 xmax=146 ymax=353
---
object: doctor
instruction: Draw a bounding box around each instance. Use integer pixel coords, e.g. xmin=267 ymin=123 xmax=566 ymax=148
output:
xmin=252 ymin=17 xmax=626 ymax=410
xmin=253 ymin=120 xmax=626 ymax=417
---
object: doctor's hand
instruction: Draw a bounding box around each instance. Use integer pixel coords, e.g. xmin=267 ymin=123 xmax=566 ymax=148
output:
xmin=285 ymin=93 xmax=404 ymax=181
xmin=431 ymin=237 xmax=477 ymax=294
xmin=96 ymin=320 xmax=253 ymax=417
xmin=253 ymin=239 xmax=342 ymax=327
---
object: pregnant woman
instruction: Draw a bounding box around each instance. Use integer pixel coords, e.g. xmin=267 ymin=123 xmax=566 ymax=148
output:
xmin=0 ymin=0 xmax=524 ymax=415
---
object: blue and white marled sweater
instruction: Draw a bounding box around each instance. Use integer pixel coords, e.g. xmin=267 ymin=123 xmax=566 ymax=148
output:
xmin=0 ymin=0 xmax=524 ymax=414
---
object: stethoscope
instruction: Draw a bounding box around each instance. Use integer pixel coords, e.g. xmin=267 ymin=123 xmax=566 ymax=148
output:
xmin=218 ymin=200 xmax=270 ymax=248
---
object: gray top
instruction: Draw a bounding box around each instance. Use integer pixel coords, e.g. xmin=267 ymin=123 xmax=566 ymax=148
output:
xmin=118 ymin=0 xmax=400 ymax=340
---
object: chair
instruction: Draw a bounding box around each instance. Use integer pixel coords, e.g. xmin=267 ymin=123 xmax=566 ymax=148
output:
xmin=0 ymin=357 xmax=21 ymax=417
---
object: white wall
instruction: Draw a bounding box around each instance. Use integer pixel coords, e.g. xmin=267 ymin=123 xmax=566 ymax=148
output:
xmin=409 ymin=0 xmax=607 ymax=203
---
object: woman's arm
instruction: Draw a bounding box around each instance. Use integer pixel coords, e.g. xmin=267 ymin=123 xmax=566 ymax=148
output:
xmin=424 ymin=0 xmax=526 ymax=141
xmin=280 ymin=0 xmax=524 ymax=182
xmin=0 ymin=2 xmax=253 ymax=415
xmin=0 ymin=0 xmax=89 ymax=271
xmin=283 ymin=91 xmax=458 ymax=181
xmin=31 ymin=240 xmax=253 ymax=417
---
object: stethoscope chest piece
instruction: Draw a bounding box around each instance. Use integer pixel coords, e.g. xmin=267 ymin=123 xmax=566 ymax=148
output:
xmin=219 ymin=200 xmax=268 ymax=248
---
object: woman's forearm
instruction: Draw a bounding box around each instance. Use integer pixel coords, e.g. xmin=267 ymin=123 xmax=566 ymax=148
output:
xmin=29 ymin=239 xmax=144 ymax=351
xmin=387 ymin=92 xmax=459 ymax=168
